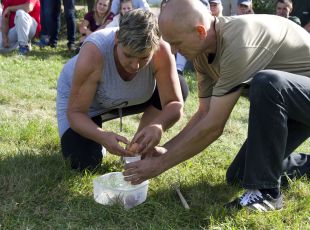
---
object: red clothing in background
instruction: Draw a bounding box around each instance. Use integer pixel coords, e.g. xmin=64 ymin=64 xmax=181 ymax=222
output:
xmin=2 ymin=0 xmax=41 ymax=35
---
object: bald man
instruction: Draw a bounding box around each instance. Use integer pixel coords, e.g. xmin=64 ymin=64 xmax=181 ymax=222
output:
xmin=124 ymin=0 xmax=310 ymax=212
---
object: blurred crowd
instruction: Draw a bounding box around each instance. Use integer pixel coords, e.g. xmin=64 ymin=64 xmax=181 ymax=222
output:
xmin=0 ymin=0 xmax=309 ymax=56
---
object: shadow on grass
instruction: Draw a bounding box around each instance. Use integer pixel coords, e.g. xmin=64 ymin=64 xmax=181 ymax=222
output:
xmin=0 ymin=145 xmax=240 ymax=229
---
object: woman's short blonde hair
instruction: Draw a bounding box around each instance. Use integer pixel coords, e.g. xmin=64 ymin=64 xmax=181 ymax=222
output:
xmin=118 ymin=9 xmax=160 ymax=55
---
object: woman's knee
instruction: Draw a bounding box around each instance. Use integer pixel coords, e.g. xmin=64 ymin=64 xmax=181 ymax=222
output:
xmin=61 ymin=129 xmax=103 ymax=171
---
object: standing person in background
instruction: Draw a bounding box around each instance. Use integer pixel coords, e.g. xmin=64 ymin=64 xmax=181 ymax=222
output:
xmin=86 ymin=0 xmax=95 ymax=12
xmin=237 ymin=0 xmax=254 ymax=15
xmin=275 ymin=0 xmax=301 ymax=26
xmin=0 ymin=0 xmax=41 ymax=55
xmin=37 ymin=0 xmax=49 ymax=46
xmin=41 ymin=0 xmax=76 ymax=50
xmin=209 ymin=0 xmax=223 ymax=17
xmin=106 ymin=0 xmax=133 ymax=28
xmin=79 ymin=0 xmax=110 ymax=44
xmin=221 ymin=0 xmax=237 ymax=15
xmin=124 ymin=0 xmax=310 ymax=212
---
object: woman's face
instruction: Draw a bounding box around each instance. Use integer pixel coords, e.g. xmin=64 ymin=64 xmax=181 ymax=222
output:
xmin=96 ymin=0 xmax=110 ymax=15
xmin=117 ymin=44 xmax=153 ymax=74
xmin=120 ymin=2 xmax=133 ymax=15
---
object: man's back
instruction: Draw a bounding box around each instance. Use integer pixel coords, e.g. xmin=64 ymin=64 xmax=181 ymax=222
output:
xmin=194 ymin=14 xmax=310 ymax=97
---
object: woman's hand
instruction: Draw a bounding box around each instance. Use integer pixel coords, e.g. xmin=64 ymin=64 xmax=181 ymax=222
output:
xmin=101 ymin=131 xmax=134 ymax=157
xmin=131 ymin=124 xmax=163 ymax=154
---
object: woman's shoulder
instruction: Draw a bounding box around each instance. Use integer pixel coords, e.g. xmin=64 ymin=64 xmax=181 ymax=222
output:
xmin=84 ymin=11 xmax=95 ymax=20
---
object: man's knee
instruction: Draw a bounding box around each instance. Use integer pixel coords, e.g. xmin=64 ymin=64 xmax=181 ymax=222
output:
xmin=249 ymin=70 xmax=288 ymax=100
xmin=15 ymin=9 xmax=27 ymax=20
xmin=14 ymin=9 xmax=31 ymax=26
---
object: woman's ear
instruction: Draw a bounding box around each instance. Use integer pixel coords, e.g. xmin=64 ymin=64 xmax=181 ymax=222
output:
xmin=196 ymin=25 xmax=207 ymax=39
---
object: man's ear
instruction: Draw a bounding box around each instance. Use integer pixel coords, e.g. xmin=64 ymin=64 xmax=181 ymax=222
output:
xmin=196 ymin=25 xmax=207 ymax=39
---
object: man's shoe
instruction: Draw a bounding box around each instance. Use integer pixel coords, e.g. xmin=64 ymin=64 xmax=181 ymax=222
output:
xmin=281 ymin=153 xmax=310 ymax=186
xmin=49 ymin=42 xmax=57 ymax=48
xmin=67 ymin=43 xmax=76 ymax=51
xmin=225 ymin=189 xmax=283 ymax=212
xmin=37 ymin=38 xmax=49 ymax=48
xmin=18 ymin=45 xmax=30 ymax=55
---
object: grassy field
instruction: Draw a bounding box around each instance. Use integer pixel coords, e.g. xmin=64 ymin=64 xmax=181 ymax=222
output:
xmin=0 ymin=41 xmax=310 ymax=229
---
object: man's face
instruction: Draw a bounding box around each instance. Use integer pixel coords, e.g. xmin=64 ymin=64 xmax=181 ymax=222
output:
xmin=117 ymin=44 xmax=153 ymax=74
xmin=159 ymin=23 xmax=202 ymax=60
xmin=276 ymin=2 xmax=291 ymax=18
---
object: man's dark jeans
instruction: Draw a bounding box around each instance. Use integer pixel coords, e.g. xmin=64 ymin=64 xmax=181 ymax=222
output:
xmin=226 ymin=70 xmax=310 ymax=189
xmin=45 ymin=0 xmax=76 ymax=46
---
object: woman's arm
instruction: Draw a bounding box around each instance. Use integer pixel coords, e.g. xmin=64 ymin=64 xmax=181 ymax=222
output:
xmin=131 ymin=39 xmax=184 ymax=152
xmin=79 ymin=19 xmax=92 ymax=36
xmin=150 ymin=39 xmax=184 ymax=131
xmin=67 ymin=43 xmax=133 ymax=156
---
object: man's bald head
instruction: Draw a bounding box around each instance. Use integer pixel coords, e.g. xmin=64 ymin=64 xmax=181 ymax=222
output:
xmin=158 ymin=0 xmax=215 ymax=60
xmin=159 ymin=0 xmax=210 ymax=34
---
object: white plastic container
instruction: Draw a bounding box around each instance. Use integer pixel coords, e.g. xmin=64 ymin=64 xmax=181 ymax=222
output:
xmin=93 ymin=172 xmax=149 ymax=209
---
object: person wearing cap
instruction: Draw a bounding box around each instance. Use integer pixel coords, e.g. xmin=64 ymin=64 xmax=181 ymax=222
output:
xmin=209 ymin=0 xmax=223 ymax=17
xmin=124 ymin=0 xmax=310 ymax=212
xmin=275 ymin=0 xmax=301 ymax=26
xmin=237 ymin=0 xmax=254 ymax=15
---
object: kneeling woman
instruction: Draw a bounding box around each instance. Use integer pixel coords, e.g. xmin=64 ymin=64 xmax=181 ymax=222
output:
xmin=56 ymin=9 xmax=188 ymax=171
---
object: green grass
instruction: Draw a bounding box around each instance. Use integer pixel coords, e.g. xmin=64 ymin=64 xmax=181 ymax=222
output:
xmin=0 ymin=42 xmax=310 ymax=229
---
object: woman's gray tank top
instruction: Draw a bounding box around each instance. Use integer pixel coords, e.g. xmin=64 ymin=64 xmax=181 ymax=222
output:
xmin=56 ymin=28 xmax=155 ymax=137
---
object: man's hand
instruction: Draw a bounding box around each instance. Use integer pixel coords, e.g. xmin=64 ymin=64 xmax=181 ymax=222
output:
xmin=123 ymin=146 xmax=167 ymax=184
xmin=3 ymin=7 xmax=12 ymax=18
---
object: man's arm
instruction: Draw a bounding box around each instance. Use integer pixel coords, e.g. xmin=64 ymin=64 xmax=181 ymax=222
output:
xmin=3 ymin=1 xmax=35 ymax=15
xmin=124 ymin=88 xmax=242 ymax=184
xmin=161 ymin=89 xmax=242 ymax=168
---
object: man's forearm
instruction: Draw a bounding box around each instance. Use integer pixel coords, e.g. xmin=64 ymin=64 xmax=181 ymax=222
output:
xmin=161 ymin=112 xmax=222 ymax=172
xmin=165 ymin=109 xmax=205 ymax=147
xmin=6 ymin=2 xmax=33 ymax=13
xmin=2 ymin=16 xmax=10 ymax=39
